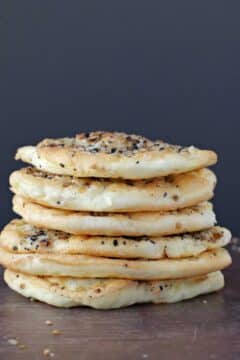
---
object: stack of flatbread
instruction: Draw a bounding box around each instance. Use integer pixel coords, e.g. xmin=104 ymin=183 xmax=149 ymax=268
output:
xmin=0 ymin=132 xmax=232 ymax=309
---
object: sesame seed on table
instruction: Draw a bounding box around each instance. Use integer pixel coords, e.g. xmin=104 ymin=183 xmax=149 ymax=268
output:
xmin=0 ymin=246 xmax=239 ymax=360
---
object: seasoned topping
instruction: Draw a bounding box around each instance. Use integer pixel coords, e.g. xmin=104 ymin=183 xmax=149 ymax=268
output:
xmin=14 ymin=223 xmax=71 ymax=251
xmin=15 ymin=166 xmax=197 ymax=190
xmin=38 ymin=131 xmax=187 ymax=156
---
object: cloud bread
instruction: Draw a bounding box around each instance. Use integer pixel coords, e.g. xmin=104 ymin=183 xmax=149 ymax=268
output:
xmin=13 ymin=196 xmax=216 ymax=236
xmin=10 ymin=167 xmax=216 ymax=212
xmin=0 ymin=219 xmax=231 ymax=259
xmin=0 ymin=246 xmax=231 ymax=280
xmin=15 ymin=132 xmax=217 ymax=179
xmin=4 ymin=269 xmax=224 ymax=309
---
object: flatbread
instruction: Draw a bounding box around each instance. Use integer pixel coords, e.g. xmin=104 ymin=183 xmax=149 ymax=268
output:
xmin=15 ymin=132 xmax=217 ymax=179
xmin=4 ymin=269 xmax=224 ymax=309
xmin=13 ymin=196 xmax=216 ymax=236
xmin=0 ymin=219 xmax=231 ymax=259
xmin=0 ymin=247 xmax=231 ymax=280
xmin=10 ymin=167 xmax=216 ymax=212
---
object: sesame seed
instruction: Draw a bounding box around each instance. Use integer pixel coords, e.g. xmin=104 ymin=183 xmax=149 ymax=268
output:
xmin=8 ymin=338 xmax=18 ymax=346
xmin=43 ymin=348 xmax=51 ymax=356
xmin=45 ymin=320 xmax=53 ymax=326
xmin=51 ymin=329 xmax=61 ymax=335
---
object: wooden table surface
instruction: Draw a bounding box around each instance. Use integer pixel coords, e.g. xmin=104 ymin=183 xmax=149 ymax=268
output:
xmin=0 ymin=247 xmax=239 ymax=360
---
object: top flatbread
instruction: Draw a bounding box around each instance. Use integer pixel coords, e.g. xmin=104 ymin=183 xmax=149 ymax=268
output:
xmin=15 ymin=131 xmax=217 ymax=179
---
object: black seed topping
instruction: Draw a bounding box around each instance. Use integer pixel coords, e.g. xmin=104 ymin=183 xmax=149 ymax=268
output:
xmin=59 ymin=163 xmax=65 ymax=168
xmin=113 ymin=239 xmax=118 ymax=247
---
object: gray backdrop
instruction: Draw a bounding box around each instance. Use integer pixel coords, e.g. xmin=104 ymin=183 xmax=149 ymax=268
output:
xmin=1 ymin=1 xmax=239 ymax=234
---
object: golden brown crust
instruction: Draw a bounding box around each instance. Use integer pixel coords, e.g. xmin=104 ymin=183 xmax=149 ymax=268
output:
xmin=0 ymin=219 xmax=231 ymax=259
xmin=0 ymin=246 xmax=232 ymax=280
xmin=10 ymin=167 xmax=217 ymax=212
xmin=4 ymin=269 xmax=224 ymax=309
xmin=15 ymin=132 xmax=217 ymax=179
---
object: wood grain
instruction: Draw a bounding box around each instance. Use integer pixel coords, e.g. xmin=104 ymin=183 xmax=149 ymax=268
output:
xmin=0 ymin=248 xmax=239 ymax=360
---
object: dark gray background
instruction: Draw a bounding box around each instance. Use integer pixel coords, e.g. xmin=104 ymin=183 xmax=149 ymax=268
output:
xmin=1 ymin=1 xmax=240 ymax=234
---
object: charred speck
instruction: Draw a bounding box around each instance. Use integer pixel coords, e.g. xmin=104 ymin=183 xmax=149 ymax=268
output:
xmin=172 ymin=195 xmax=179 ymax=201
xmin=159 ymin=285 xmax=164 ymax=291
xmin=163 ymin=192 xmax=168 ymax=197
xmin=113 ymin=239 xmax=118 ymax=247
xmin=126 ymin=180 xmax=134 ymax=186
xmin=12 ymin=246 xmax=18 ymax=251
xmin=60 ymin=163 xmax=65 ymax=168
xmin=165 ymin=175 xmax=175 ymax=183
xmin=136 ymin=160 xmax=140 ymax=164
xmin=56 ymin=201 xmax=61 ymax=205
xmin=123 ymin=241 xmax=126 ymax=245
xmin=110 ymin=148 xmax=117 ymax=154
xmin=101 ymin=241 xmax=105 ymax=245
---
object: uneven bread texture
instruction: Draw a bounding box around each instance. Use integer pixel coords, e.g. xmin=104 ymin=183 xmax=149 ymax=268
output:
xmin=10 ymin=167 xmax=217 ymax=212
xmin=13 ymin=197 xmax=217 ymax=236
xmin=0 ymin=247 xmax=231 ymax=280
xmin=4 ymin=269 xmax=224 ymax=309
xmin=0 ymin=219 xmax=231 ymax=259
xmin=15 ymin=132 xmax=217 ymax=179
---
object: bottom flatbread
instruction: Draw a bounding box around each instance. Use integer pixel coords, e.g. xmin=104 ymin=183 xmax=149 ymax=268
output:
xmin=4 ymin=269 xmax=224 ymax=309
xmin=0 ymin=247 xmax=231 ymax=280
